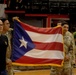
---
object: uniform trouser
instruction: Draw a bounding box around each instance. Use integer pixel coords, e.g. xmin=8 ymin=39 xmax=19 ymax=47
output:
xmin=51 ymin=66 xmax=72 ymax=75
xmin=51 ymin=54 xmax=72 ymax=75
xmin=6 ymin=65 xmax=13 ymax=75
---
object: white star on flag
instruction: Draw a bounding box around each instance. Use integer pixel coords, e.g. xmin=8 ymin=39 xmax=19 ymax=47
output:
xmin=19 ymin=37 xmax=28 ymax=48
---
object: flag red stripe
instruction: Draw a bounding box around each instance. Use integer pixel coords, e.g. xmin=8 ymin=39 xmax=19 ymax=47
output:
xmin=15 ymin=56 xmax=63 ymax=65
xmin=33 ymin=42 xmax=63 ymax=51
xmin=20 ymin=22 xmax=62 ymax=34
xmin=13 ymin=21 xmax=64 ymax=66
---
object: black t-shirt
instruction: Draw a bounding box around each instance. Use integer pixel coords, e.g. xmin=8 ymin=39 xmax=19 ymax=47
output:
xmin=0 ymin=35 xmax=8 ymax=71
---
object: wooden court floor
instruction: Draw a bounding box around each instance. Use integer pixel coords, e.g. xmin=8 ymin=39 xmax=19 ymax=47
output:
xmin=14 ymin=68 xmax=76 ymax=75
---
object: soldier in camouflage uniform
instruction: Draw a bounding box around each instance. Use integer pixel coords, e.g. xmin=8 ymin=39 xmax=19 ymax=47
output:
xmin=2 ymin=18 xmax=13 ymax=75
xmin=51 ymin=21 xmax=75 ymax=75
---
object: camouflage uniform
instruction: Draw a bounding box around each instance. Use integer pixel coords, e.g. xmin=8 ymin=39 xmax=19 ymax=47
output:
xmin=3 ymin=28 xmax=13 ymax=75
xmin=51 ymin=31 xmax=75 ymax=75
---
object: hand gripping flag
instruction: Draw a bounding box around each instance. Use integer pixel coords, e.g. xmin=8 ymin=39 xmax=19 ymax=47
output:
xmin=11 ymin=20 xmax=64 ymax=67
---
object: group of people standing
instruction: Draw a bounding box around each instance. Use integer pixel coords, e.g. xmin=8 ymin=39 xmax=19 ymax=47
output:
xmin=0 ymin=17 xmax=76 ymax=75
xmin=0 ymin=18 xmax=13 ymax=75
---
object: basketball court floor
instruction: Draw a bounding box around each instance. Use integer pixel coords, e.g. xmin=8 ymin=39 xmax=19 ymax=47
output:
xmin=14 ymin=68 xmax=76 ymax=75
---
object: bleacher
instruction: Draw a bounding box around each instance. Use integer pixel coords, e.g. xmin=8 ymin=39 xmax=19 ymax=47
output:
xmin=5 ymin=0 xmax=76 ymax=14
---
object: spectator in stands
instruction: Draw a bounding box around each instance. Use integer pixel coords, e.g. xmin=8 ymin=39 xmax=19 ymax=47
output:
xmin=51 ymin=21 xmax=75 ymax=75
xmin=7 ymin=0 xmax=24 ymax=9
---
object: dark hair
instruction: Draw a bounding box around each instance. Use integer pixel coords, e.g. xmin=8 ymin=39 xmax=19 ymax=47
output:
xmin=57 ymin=20 xmax=68 ymax=27
xmin=61 ymin=21 xmax=68 ymax=26
xmin=1 ymin=18 xmax=8 ymax=23
xmin=57 ymin=20 xmax=65 ymax=24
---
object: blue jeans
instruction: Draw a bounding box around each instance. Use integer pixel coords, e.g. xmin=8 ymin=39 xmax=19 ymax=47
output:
xmin=0 ymin=70 xmax=7 ymax=75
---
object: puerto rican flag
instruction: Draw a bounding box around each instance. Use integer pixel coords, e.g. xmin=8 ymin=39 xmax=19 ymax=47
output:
xmin=11 ymin=20 xmax=64 ymax=67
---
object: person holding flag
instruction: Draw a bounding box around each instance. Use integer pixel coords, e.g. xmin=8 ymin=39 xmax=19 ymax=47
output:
xmin=51 ymin=21 xmax=75 ymax=75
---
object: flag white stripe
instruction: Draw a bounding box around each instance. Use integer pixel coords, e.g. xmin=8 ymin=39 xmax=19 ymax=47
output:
xmin=26 ymin=30 xmax=63 ymax=43
xmin=24 ymin=49 xmax=64 ymax=59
